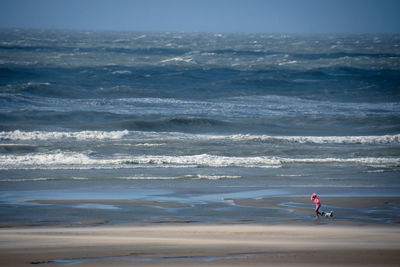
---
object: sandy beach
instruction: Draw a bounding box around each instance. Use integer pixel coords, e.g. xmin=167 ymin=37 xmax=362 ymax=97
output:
xmin=0 ymin=224 xmax=399 ymax=266
xmin=13 ymin=195 xmax=400 ymax=226
xmin=1 ymin=14 xmax=400 ymax=267
xmin=1 ymin=194 xmax=400 ymax=266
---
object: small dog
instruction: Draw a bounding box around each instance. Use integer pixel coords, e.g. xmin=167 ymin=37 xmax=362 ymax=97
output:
xmin=323 ymin=211 xmax=333 ymax=217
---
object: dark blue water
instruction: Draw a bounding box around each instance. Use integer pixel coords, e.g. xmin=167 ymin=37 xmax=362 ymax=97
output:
xmin=0 ymin=29 xmax=399 ymax=225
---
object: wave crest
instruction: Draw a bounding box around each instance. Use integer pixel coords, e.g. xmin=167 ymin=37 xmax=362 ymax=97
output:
xmin=0 ymin=152 xmax=398 ymax=170
xmin=0 ymin=130 xmax=129 ymax=141
xmin=2 ymin=130 xmax=399 ymax=145
xmin=216 ymin=134 xmax=400 ymax=144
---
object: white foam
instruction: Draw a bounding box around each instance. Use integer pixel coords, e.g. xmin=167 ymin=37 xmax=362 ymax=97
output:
xmin=172 ymin=132 xmax=400 ymax=146
xmin=0 ymin=130 xmax=129 ymax=141
xmin=114 ymin=175 xmax=241 ymax=180
xmin=70 ymin=177 xmax=90 ymax=180
xmin=121 ymin=154 xmax=282 ymax=168
xmin=278 ymin=60 xmax=297 ymax=66
xmin=365 ymin=170 xmax=385 ymax=173
xmin=0 ymin=177 xmax=88 ymax=182
xmin=0 ymin=153 xmax=281 ymax=170
xmin=212 ymin=134 xmax=400 ymax=145
xmin=0 ymin=152 xmax=398 ymax=170
xmin=0 ymin=175 xmax=241 ymax=181
xmin=0 ymin=152 xmax=93 ymax=168
xmin=111 ymin=70 xmax=132 ymax=75
xmin=134 ymin=143 xmax=165 ymax=147
xmin=0 ymin=178 xmax=56 ymax=182
xmin=280 ymin=157 xmax=400 ymax=165
xmin=182 ymin=175 xmax=241 ymax=180
xmin=27 ymin=82 xmax=51 ymax=86
xmin=277 ymin=174 xmax=306 ymax=177
xmin=69 ymin=131 xmax=399 ymax=145
xmin=115 ymin=176 xmax=181 ymax=180
xmin=160 ymin=56 xmax=194 ymax=63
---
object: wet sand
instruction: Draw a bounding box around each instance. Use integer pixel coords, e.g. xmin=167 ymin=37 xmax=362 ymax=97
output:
xmin=228 ymin=196 xmax=400 ymax=209
xmin=28 ymin=199 xmax=189 ymax=208
xmin=1 ymin=196 xmax=399 ymax=266
xmin=228 ymin=196 xmax=400 ymax=219
xmin=0 ymin=224 xmax=399 ymax=266
xmin=22 ymin=195 xmax=400 ymax=226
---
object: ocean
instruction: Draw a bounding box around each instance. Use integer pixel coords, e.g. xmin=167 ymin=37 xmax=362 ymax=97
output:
xmin=1 ymin=29 xmax=399 ymax=225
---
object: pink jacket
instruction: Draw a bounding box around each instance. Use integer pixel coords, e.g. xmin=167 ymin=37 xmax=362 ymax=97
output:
xmin=311 ymin=193 xmax=321 ymax=206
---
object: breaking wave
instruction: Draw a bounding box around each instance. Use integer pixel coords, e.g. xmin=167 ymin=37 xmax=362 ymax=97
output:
xmin=215 ymin=134 xmax=400 ymax=145
xmin=0 ymin=130 xmax=129 ymax=141
xmin=1 ymin=130 xmax=399 ymax=145
xmin=0 ymin=152 xmax=398 ymax=170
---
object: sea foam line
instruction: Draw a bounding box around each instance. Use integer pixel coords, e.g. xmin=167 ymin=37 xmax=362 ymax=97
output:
xmin=0 ymin=130 xmax=129 ymax=141
xmin=0 ymin=177 xmax=90 ymax=182
xmin=0 ymin=152 xmax=398 ymax=170
xmin=0 ymin=175 xmax=240 ymax=182
xmin=1 ymin=130 xmax=400 ymax=145
xmin=212 ymin=134 xmax=400 ymax=144
xmin=0 ymin=152 xmax=280 ymax=169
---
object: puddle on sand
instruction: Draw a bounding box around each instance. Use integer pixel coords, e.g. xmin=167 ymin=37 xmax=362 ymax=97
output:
xmin=31 ymin=253 xmax=296 ymax=265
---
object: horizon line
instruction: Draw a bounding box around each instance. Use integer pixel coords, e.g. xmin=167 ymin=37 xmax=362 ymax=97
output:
xmin=1 ymin=26 xmax=400 ymax=36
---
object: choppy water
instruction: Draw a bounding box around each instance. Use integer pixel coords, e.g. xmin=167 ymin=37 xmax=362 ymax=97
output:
xmin=0 ymin=29 xmax=399 ymax=224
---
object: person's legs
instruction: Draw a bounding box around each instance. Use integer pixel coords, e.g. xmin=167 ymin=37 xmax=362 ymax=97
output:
xmin=315 ymin=205 xmax=324 ymax=216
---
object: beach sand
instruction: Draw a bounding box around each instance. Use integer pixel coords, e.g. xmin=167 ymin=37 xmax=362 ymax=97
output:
xmin=0 ymin=224 xmax=399 ymax=266
xmin=1 ymin=196 xmax=399 ymax=266
xmin=227 ymin=196 xmax=400 ymax=222
xmin=18 ymin=195 xmax=400 ymax=226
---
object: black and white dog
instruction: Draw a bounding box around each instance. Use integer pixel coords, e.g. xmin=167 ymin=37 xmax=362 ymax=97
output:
xmin=323 ymin=211 xmax=333 ymax=217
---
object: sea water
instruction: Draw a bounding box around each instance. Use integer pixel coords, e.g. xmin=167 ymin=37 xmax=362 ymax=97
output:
xmin=0 ymin=29 xmax=399 ymax=224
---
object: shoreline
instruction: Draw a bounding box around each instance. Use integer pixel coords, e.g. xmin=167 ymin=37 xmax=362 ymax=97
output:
xmin=1 ymin=193 xmax=399 ymax=266
xmin=0 ymin=195 xmax=399 ymax=227
xmin=0 ymin=224 xmax=399 ymax=266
